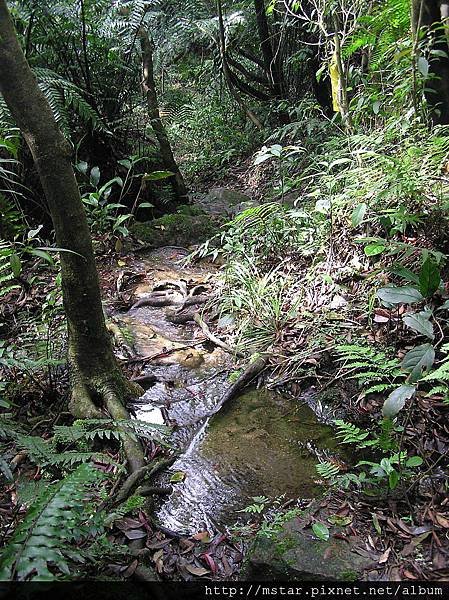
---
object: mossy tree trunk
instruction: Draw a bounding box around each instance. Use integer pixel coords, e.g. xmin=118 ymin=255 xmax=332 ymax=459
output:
xmin=139 ymin=26 xmax=188 ymax=204
xmin=0 ymin=0 xmax=144 ymax=471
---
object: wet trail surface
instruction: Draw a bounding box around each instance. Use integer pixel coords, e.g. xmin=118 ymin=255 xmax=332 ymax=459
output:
xmin=114 ymin=247 xmax=337 ymax=534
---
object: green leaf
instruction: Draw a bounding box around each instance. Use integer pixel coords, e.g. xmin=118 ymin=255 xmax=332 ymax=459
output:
xmin=312 ymin=522 xmax=330 ymax=541
xmin=170 ymin=471 xmax=186 ymax=483
xmin=76 ymin=161 xmax=88 ymax=175
xmin=389 ymin=265 xmax=420 ymax=285
xmin=388 ymin=469 xmax=399 ymax=489
xmin=372 ymin=513 xmax=382 ymax=535
xmin=89 ymin=166 xmax=100 ymax=187
xmin=9 ymin=253 xmax=21 ymax=278
xmin=142 ymin=170 xmax=174 ymax=181
xmin=403 ymin=311 xmax=434 ymax=340
xmin=137 ymin=202 xmax=154 ymax=209
xmin=28 ymin=249 xmax=54 ymax=265
xmin=377 ymin=286 xmax=423 ymax=305
xmin=351 ymin=203 xmax=367 ymax=227
xmin=401 ymin=343 xmax=435 ymax=382
xmin=417 ymin=56 xmax=429 ymax=78
xmin=118 ymin=159 xmax=132 ymax=169
xmin=419 ymin=257 xmax=440 ymax=298
xmin=382 ymin=384 xmax=416 ymax=418
xmin=364 ymin=242 xmax=385 ymax=256
xmin=406 ymin=456 xmax=423 ymax=468
xmin=315 ymin=198 xmax=331 ymax=214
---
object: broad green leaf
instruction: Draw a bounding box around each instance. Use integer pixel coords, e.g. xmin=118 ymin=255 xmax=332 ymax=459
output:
xmin=382 ymin=384 xmax=416 ymax=418
xmin=312 ymin=522 xmax=330 ymax=541
xmin=351 ymin=203 xmax=367 ymax=227
xmin=406 ymin=456 xmax=423 ymax=468
xmin=389 ymin=265 xmax=420 ymax=285
xmin=377 ymin=286 xmax=423 ymax=305
xmin=76 ymin=161 xmax=88 ymax=175
xmin=254 ymin=152 xmax=273 ymax=165
xmin=401 ymin=343 xmax=435 ymax=382
xmin=117 ymin=159 xmax=132 ymax=169
xmin=419 ymin=257 xmax=440 ymax=298
xmin=403 ymin=311 xmax=434 ymax=340
xmin=29 ymin=249 xmax=54 ymax=265
xmin=138 ymin=202 xmax=154 ymax=209
xmin=372 ymin=100 xmax=381 ymax=115
xmin=389 ymin=470 xmax=399 ymax=489
xmin=89 ymin=166 xmax=100 ymax=187
xmin=98 ymin=177 xmax=123 ymax=198
xmin=417 ymin=56 xmax=429 ymax=78
xmin=364 ymin=242 xmax=385 ymax=256
xmin=142 ymin=170 xmax=174 ymax=181
xmin=9 ymin=253 xmax=22 ymax=278
xmin=315 ymin=198 xmax=331 ymax=214
xmin=170 ymin=471 xmax=186 ymax=483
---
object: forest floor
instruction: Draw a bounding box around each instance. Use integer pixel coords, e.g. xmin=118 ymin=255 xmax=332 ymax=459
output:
xmin=2 ymin=174 xmax=449 ymax=582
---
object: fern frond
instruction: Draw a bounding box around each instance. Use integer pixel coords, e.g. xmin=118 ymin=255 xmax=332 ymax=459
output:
xmin=54 ymin=418 xmax=170 ymax=445
xmin=316 ymin=461 xmax=340 ymax=480
xmin=0 ymin=463 xmax=104 ymax=581
xmin=334 ymin=420 xmax=369 ymax=445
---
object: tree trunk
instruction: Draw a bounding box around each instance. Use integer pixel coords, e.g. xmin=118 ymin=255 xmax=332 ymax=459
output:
xmin=253 ymin=0 xmax=284 ymax=98
xmin=0 ymin=0 xmax=144 ymax=472
xmin=420 ymin=0 xmax=449 ymax=124
xmin=139 ymin=27 xmax=188 ymax=203
xmin=333 ymin=15 xmax=353 ymax=133
xmin=216 ymin=0 xmax=263 ymax=129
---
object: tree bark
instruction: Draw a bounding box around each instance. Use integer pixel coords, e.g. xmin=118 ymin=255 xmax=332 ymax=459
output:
xmin=0 ymin=0 xmax=144 ymax=472
xmin=419 ymin=0 xmax=449 ymax=124
xmin=333 ymin=15 xmax=353 ymax=133
xmin=216 ymin=0 xmax=263 ymax=129
xmin=139 ymin=27 xmax=188 ymax=203
xmin=253 ymin=0 xmax=284 ymax=98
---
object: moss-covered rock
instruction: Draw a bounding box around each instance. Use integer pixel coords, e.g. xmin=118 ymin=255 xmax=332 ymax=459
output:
xmin=131 ymin=205 xmax=218 ymax=247
xmin=243 ymin=517 xmax=371 ymax=581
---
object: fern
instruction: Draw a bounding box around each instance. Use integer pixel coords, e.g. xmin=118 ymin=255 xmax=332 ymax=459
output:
xmin=334 ymin=420 xmax=370 ymax=445
xmin=335 ymin=343 xmax=402 ymax=394
xmin=0 ymin=463 xmax=105 ymax=581
xmin=0 ymin=241 xmax=19 ymax=300
xmin=54 ymin=418 xmax=171 ymax=445
xmin=422 ymin=360 xmax=449 ymax=383
xmin=316 ymin=461 xmax=340 ymax=481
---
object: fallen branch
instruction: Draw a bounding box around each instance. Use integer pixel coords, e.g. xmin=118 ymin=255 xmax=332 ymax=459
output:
xmin=207 ymin=355 xmax=268 ymax=417
xmin=194 ymin=313 xmax=244 ymax=357
xmin=124 ymin=341 xmax=206 ymax=365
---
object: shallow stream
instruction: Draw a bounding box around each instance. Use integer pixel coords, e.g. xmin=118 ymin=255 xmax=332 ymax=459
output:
xmin=117 ymin=248 xmax=338 ymax=533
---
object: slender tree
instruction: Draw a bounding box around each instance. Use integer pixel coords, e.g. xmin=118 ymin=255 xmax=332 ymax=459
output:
xmin=139 ymin=26 xmax=188 ymax=202
xmin=0 ymin=0 xmax=144 ymax=471
xmin=417 ymin=0 xmax=449 ymax=124
xmin=253 ymin=0 xmax=284 ymax=98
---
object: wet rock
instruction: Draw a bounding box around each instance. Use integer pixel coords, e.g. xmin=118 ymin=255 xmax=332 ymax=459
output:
xmin=131 ymin=204 xmax=218 ymax=247
xmin=244 ymin=517 xmax=371 ymax=581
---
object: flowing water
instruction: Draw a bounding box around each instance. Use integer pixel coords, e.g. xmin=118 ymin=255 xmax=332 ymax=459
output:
xmin=116 ymin=248 xmax=339 ymax=534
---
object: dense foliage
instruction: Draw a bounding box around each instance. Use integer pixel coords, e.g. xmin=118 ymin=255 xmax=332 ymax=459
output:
xmin=1 ymin=0 xmax=449 ymax=583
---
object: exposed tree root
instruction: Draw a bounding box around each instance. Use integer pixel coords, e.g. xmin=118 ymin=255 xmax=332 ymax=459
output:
xmin=115 ymin=456 xmax=177 ymax=504
xmin=69 ymin=365 xmax=146 ymax=473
